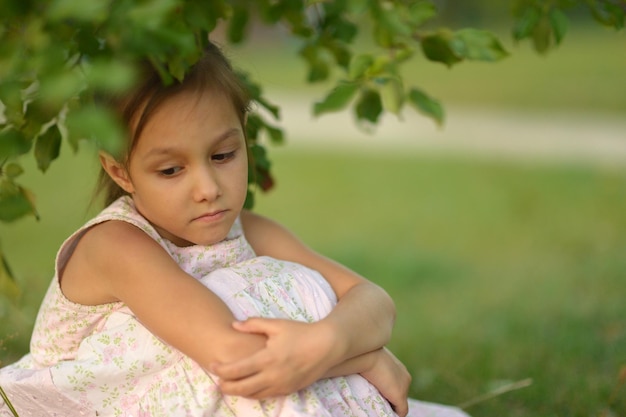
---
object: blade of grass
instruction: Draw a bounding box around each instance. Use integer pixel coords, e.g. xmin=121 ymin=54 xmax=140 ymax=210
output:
xmin=456 ymin=378 xmax=533 ymax=409
xmin=0 ymin=385 xmax=19 ymax=417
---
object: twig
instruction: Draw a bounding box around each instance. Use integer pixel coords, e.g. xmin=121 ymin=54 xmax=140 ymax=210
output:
xmin=456 ymin=378 xmax=533 ymax=409
xmin=0 ymin=385 xmax=19 ymax=417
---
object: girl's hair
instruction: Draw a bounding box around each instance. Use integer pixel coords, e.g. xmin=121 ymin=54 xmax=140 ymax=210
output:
xmin=95 ymin=41 xmax=251 ymax=206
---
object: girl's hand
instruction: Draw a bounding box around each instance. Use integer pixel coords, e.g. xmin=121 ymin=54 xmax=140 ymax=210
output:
xmin=361 ymin=348 xmax=411 ymax=417
xmin=209 ymin=317 xmax=340 ymax=398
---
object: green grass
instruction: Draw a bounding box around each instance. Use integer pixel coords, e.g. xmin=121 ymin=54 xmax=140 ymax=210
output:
xmin=1 ymin=27 xmax=625 ymax=416
xmin=1 ymin=146 xmax=625 ymax=416
xmin=252 ymin=149 xmax=626 ymax=416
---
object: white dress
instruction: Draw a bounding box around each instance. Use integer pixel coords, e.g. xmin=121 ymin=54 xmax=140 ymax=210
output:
xmin=0 ymin=196 xmax=469 ymax=417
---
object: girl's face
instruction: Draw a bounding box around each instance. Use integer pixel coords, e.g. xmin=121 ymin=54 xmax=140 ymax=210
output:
xmin=122 ymin=89 xmax=248 ymax=246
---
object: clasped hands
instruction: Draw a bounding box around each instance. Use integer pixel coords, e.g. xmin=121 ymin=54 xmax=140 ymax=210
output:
xmin=208 ymin=317 xmax=411 ymax=417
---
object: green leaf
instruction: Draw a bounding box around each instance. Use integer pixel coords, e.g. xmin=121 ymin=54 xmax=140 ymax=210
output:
xmin=0 ymin=244 xmax=20 ymax=301
xmin=513 ymin=6 xmax=541 ymax=41
xmin=329 ymin=17 xmax=358 ymax=43
xmin=245 ymin=113 xmax=262 ymax=141
xmin=313 ymin=82 xmax=359 ymax=116
xmin=248 ymin=143 xmax=273 ymax=192
xmin=243 ymin=189 xmax=255 ymax=209
xmin=0 ymin=179 xmax=38 ymax=222
xmin=549 ymin=8 xmax=569 ymax=45
xmin=228 ymin=6 xmax=250 ymax=44
xmin=0 ymin=128 xmax=32 ymax=159
xmin=126 ymin=0 xmax=179 ymax=30
xmin=420 ymin=32 xmax=462 ymax=67
xmin=326 ymin=41 xmax=351 ymax=69
xmin=589 ymin=1 xmax=625 ymax=29
xmin=264 ymin=124 xmax=284 ymax=145
xmin=38 ymin=70 xmax=85 ymax=107
xmin=373 ymin=22 xmax=395 ymax=48
xmin=377 ymin=77 xmax=404 ymax=114
xmin=74 ymin=27 xmax=102 ymax=57
xmin=349 ymin=54 xmax=374 ymax=80
xmin=532 ymin=17 xmax=552 ymax=54
xmin=65 ymin=106 xmax=124 ymax=157
xmin=183 ymin=1 xmax=223 ymax=33
xmin=3 ymin=162 xmax=23 ymax=179
xmin=0 ymin=81 xmax=25 ymax=127
xmin=300 ymin=44 xmax=331 ymax=82
xmin=255 ymin=96 xmax=281 ymax=120
xmin=408 ymin=88 xmax=444 ymax=127
xmin=380 ymin=7 xmax=412 ymax=37
xmin=25 ymin=98 xmax=63 ymax=128
xmin=249 ymin=143 xmax=271 ymax=171
xmin=85 ymin=59 xmax=137 ymax=93
xmin=408 ymin=1 xmax=437 ymax=27
xmin=34 ymin=124 xmax=62 ymax=172
xmin=308 ymin=59 xmax=330 ymax=83
xmin=451 ymin=29 xmax=509 ymax=62
xmin=48 ymin=0 xmax=110 ymax=22
xmin=355 ymin=89 xmax=382 ymax=123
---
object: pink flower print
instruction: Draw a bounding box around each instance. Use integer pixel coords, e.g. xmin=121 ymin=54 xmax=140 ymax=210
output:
xmin=161 ymin=382 xmax=178 ymax=394
xmin=102 ymin=341 xmax=128 ymax=364
xmin=129 ymin=340 xmax=139 ymax=351
xmin=120 ymin=394 xmax=140 ymax=410
xmin=278 ymin=287 xmax=291 ymax=302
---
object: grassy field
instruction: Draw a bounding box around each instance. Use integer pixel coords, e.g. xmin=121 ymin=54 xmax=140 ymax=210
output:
xmin=1 ymin=147 xmax=625 ymax=416
xmin=253 ymin=150 xmax=626 ymax=417
xmin=1 ymin=24 xmax=625 ymax=417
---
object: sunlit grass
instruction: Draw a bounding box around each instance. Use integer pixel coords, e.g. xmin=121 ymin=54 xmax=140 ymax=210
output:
xmin=253 ymin=149 xmax=626 ymax=416
xmin=1 ymin=143 xmax=625 ymax=416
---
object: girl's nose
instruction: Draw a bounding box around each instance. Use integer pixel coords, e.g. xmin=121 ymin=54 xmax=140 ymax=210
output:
xmin=192 ymin=167 xmax=221 ymax=202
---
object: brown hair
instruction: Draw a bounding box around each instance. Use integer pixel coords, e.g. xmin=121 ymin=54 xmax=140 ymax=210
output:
xmin=95 ymin=42 xmax=251 ymax=206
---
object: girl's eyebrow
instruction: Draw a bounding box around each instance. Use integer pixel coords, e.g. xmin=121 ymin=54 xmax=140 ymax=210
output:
xmin=142 ymin=128 xmax=243 ymax=159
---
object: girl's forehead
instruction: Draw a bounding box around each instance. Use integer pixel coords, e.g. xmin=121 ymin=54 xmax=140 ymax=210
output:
xmin=130 ymin=90 xmax=242 ymax=153
xmin=128 ymin=89 xmax=207 ymax=146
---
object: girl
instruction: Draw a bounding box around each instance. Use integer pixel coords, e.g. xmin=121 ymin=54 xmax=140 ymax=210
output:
xmin=0 ymin=42 xmax=469 ymax=417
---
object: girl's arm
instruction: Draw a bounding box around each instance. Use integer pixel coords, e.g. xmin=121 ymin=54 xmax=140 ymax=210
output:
xmin=61 ymin=220 xmax=267 ymax=369
xmin=240 ymin=210 xmax=397 ymax=358
xmin=207 ymin=211 xmax=398 ymax=397
xmin=326 ymin=348 xmax=411 ymax=417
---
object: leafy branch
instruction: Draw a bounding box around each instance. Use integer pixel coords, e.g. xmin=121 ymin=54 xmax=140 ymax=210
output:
xmin=0 ymin=0 xmax=624 ymax=297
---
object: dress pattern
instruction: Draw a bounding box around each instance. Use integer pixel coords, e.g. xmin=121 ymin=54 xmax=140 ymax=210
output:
xmin=0 ymin=196 xmax=469 ymax=417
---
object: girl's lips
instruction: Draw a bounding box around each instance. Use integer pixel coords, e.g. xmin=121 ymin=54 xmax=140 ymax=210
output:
xmin=193 ymin=210 xmax=227 ymax=222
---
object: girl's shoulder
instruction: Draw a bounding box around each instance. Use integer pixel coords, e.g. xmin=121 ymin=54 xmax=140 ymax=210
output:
xmin=85 ymin=196 xmax=166 ymax=243
xmin=58 ymin=197 xmax=169 ymax=306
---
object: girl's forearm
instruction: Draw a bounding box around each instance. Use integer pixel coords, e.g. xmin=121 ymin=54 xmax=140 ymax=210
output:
xmin=322 ymin=349 xmax=379 ymax=379
xmin=319 ymin=281 xmax=396 ymax=366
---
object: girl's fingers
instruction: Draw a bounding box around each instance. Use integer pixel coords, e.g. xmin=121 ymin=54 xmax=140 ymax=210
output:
xmin=210 ymin=352 xmax=266 ymax=380
xmin=217 ymin=370 xmax=277 ymax=398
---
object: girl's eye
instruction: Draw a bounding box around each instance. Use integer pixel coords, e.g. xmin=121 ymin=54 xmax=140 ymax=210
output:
xmin=159 ymin=166 xmax=182 ymax=176
xmin=212 ymin=151 xmax=236 ymax=162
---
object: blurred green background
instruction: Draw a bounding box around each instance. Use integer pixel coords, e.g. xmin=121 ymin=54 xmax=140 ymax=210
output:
xmin=1 ymin=14 xmax=625 ymax=417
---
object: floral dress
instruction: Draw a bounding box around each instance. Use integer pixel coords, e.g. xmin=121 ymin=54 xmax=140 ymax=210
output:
xmin=0 ymin=196 xmax=469 ymax=417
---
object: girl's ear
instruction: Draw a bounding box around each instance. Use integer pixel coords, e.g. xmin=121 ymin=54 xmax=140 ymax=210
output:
xmin=99 ymin=152 xmax=134 ymax=194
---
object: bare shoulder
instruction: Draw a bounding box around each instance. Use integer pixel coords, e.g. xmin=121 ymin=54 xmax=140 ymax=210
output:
xmin=61 ymin=220 xmax=165 ymax=305
xmin=240 ymin=210 xmax=302 ymax=256
xmin=240 ymin=210 xmax=367 ymax=296
xmin=240 ymin=210 xmax=280 ymax=233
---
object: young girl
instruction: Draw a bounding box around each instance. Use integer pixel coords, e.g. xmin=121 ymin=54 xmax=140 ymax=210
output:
xmin=0 ymin=43 xmax=469 ymax=417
